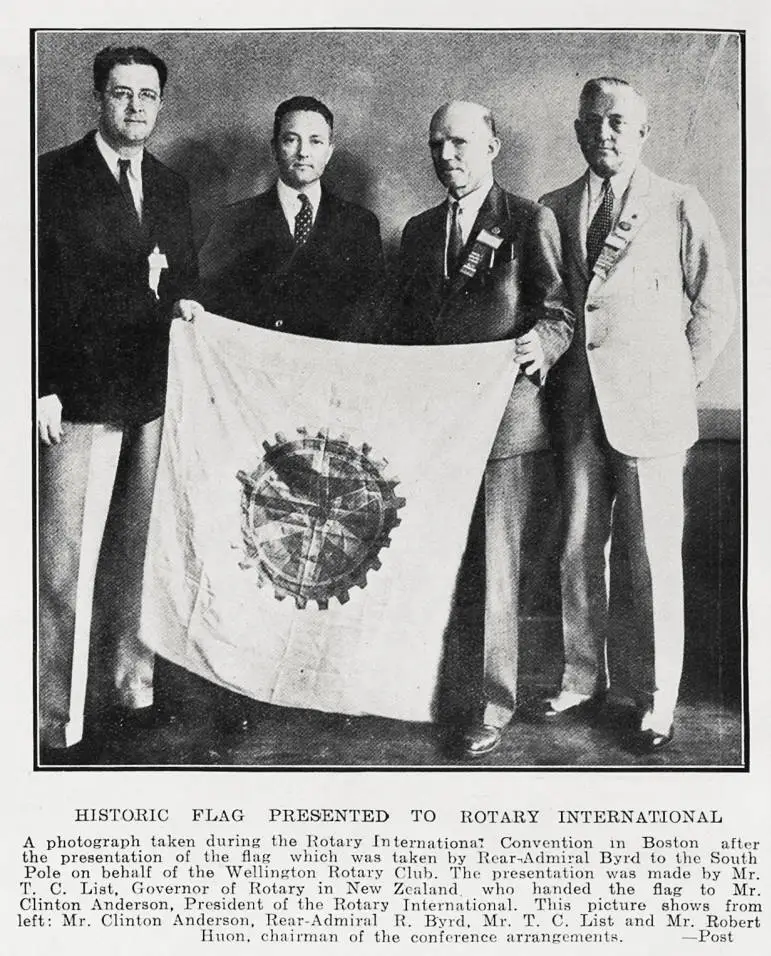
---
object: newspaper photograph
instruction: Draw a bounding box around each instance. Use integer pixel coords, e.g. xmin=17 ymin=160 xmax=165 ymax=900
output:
xmin=1 ymin=5 xmax=767 ymax=955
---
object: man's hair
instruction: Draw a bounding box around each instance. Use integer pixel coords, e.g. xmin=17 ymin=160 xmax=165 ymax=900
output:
xmin=273 ymin=96 xmax=334 ymax=141
xmin=93 ymin=46 xmax=168 ymax=95
xmin=579 ymin=76 xmax=647 ymax=118
xmin=481 ymin=108 xmax=497 ymax=138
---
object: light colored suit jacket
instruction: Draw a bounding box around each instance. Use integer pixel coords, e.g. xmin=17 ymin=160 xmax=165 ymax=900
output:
xmin=541 ymin=165 xmax=735 ymax=457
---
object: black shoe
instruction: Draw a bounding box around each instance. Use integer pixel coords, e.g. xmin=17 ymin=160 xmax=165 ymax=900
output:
xmin=104 ymin=703 xmax=177 ymax=737
xmin=216 ymin=704 xmax=255 ymax=735
xmin=38 ymin=739 xmax=98 ymax=767
xmin=632 ymin=724 xmax=674 ymax=754
xmin=458 ymin=724 xmax=502 ymax=758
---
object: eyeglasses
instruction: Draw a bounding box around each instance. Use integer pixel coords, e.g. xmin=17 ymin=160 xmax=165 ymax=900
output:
xmin=108 ymin=88 xmax=161 ymax=105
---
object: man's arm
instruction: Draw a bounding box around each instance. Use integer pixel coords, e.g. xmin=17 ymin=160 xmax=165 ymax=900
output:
xmin=516 ymin=203 xmax=575 ymax=378
xmin=680 ymin=186 xmax=737 ymax=384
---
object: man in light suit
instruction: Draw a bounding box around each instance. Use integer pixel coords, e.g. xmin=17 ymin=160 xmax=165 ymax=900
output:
xmin=200 ymin=95 xmax=384 ymax=341
xmin=540 ymin=77 xmax=735 ymax=751
xmin=395 ymin=101 xmax=574 ymax=757
xmin=37 ymin=46 xmax=199 ymax=762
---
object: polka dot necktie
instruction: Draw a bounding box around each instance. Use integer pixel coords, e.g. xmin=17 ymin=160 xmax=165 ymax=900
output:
xmin=294 ymin=193 xmax=313 ymax=246
xmin=586 ymin=178 xmax=614 ymax=271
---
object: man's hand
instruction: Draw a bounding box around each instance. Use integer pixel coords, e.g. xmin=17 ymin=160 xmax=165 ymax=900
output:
xmin=172 ymin=299 xmax=204 ymax=322
xmin=38 ymin=394 xmax=63 ymax=445
xmin=514 ymin=330 xmax=546 ymax=378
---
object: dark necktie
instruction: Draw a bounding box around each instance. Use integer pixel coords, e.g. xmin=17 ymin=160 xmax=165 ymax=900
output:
xmin=447 ymin=200 xmax=463 ymax=276
xmin=118 ymin=158 xmax=140 ymax=222
xmin=586 ymin=178 xmax=614 ymax=271
xmin=295 ymin=193 xmax=313 ymax=246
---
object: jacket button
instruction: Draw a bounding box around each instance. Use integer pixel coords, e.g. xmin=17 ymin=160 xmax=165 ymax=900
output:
xmin=274 ymin=319 xmax=284 ymax=330
xmin=586 ymin=303 xmax=599 ymax=311
xmin=586 ymin=342 xmax=598 ymax=350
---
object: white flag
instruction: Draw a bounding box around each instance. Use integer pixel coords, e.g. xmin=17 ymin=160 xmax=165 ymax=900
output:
xmin=141 ymin=312 xmax=517 ymax=722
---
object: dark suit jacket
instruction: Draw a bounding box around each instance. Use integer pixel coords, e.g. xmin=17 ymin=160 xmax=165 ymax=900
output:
xmin=393 ymin=183 xmax=573 ymax=457
xmin=38 ymin=131 xmax=199 ymax=425
xmin=198 ymin=185 xmax=385 ymax=341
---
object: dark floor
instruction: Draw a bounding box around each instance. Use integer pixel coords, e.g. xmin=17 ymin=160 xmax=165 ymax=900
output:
xmin=60 ymin=615 xmax=743 ymax=771
xmin=40 ymin=437 xmax=744 ymax=770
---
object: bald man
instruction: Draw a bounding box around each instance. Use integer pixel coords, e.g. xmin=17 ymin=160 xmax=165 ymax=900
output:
xmin=540 ymin=77 xmax=735 ymax=751
xmin=394 ymin=101 xmax=574 ymax=757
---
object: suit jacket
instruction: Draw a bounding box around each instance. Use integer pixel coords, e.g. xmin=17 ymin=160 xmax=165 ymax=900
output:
xmin=199 ymin=185 xmax=385 ymax=341
xmin=394 ymin=182 xmax=574 ymax=458
xmin=38 ymin=132 xmax=198 ymax=426
xmin=540 ymin=165 xmax=736 ymax=457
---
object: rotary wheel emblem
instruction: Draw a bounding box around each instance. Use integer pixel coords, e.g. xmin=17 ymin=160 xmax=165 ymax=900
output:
xmin=237 ymin=429 xmax=406 ymax=609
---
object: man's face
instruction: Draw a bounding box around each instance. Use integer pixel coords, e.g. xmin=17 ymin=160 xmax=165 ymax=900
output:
xmin=574 ymin=85 xmax=649 ymax=178
xmin=429 ymin=103 xmax=500 ymax=199
xmin=272 ymin=110 xmax=334 ymax=190
xmin=95 ymin=63 xmax=163 ymax=151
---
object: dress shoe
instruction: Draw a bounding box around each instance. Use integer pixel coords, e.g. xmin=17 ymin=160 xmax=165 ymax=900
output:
xmin=104 ymin=703 xmax=177 ymax=737
xmin=632 ymin=724 xmax=674 ymax=754
xmin=459 ymin=724 xmax=502 ymax=758
xmin=216 ymin=706 xmax=254 ymax=735
xmin=38 ymin=739 xmax=98 ymax=767
xmin=538 ymin=693 xmax=605 ymax=723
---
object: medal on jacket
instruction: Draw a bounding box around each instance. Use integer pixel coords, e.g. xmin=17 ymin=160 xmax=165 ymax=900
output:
xmin=459 ymin=228 xmax=504 ymax=278
xmin=148 ymin=245 xmax=168 ymax=300
xmin=592 ymin=213 xmax=643 ymax=280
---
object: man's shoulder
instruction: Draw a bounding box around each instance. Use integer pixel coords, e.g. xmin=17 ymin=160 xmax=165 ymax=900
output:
xmin=497 ymin=186 xmax=542 ymax=219
xmin=539 ymin=174 xmax=585 ymax=210
xmin=143 ymin=150 xmax=191 ymax=192
xmin=403 ymin=201 xmax=445 ymax=235
xmin=321 ymin=188 xmax=380 ymax=228
xmin=39 ymin=133 xmax=95 ymax=180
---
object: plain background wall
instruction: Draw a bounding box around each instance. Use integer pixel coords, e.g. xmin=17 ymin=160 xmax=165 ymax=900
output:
xmin=35 ymin=30 xmax=742 ymax=420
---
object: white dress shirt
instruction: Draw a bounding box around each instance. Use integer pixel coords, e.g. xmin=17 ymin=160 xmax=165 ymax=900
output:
xmin=277 ymin=178 xmax=322 ymax=237
xmin=95 ymin=131 xmax=144 ymax=220
xmin=444 ymin=173 xmax=495 ymax=277
xmin=580 ymin=166 xmax=635 ymax=257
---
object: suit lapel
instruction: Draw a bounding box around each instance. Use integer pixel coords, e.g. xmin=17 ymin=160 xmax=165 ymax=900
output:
xmin=82 ymin=133 xmax=147 ymax=248
xmin=588 ymin=164 xmax=652 ymax=289
xmin=443 ymin=182 xmax=505 ymax=302
xmin=563 ymin=173 xmax=590 ymax=282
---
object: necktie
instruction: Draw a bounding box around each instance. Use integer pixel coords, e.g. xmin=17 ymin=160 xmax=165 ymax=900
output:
xmin=447 ymin=200 xmax=463 ymax=276
xmin=586 ymin=178 xmax=614 ymax=271
xmin=295 ymin=193 xmax=313 ymax=246
xmin=118 ymin=158 xmax=140 ymax=222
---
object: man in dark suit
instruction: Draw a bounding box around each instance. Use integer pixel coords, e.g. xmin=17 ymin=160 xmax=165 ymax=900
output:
xmin=396 ymin=100 xmax=574 ymax=757
xmin=199 ymin=95 xmax=384 ymax=340
xmin=37 ymin=45 xmax=199 ymax=762
xmin=540 ymin=77 xmax=735 ymax=751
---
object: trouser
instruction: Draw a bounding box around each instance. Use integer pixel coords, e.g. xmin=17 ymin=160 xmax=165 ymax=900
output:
xmin=38 ymin=417 xmax=163 ymax=749
xmin=557 ymin=417 xmax=686 ymax=721
xmin=481 ymin=454 xmax=533 ymax=728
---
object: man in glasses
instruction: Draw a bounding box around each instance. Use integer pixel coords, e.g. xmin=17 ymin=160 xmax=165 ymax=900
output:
xmin=37 ymin=45 xmax=199 ymax=762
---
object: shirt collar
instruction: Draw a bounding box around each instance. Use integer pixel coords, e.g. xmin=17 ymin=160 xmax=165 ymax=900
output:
xmin=587 ymin=165 xmax=634 ymax=204
xmin=95 ymin=130 xmax=143 ymax=178
xmin=448 ymin=173 xmax=494 ymax=222
xmin=277 ymin=177 xmax=322 ymax=214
